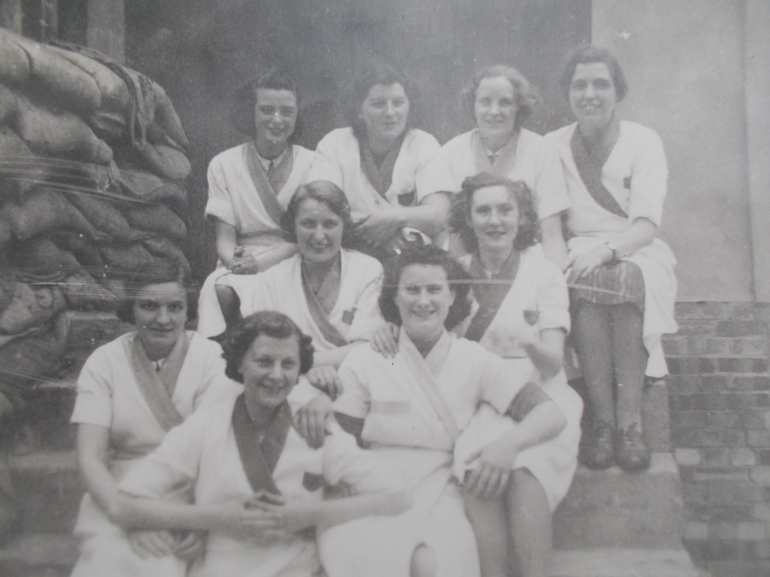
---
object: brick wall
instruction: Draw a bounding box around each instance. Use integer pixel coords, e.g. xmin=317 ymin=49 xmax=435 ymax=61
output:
xmin=665 ymin=302 xmax=770 ymax=577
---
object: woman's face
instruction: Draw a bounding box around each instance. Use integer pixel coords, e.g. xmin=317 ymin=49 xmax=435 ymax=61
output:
xmin=474 ymin=76 xmax=518 ymax=143
xmin=395 ymin=264 xmax=455 ymax=343
xmin=359 ymin=83 xmax=410 ymax=145
xmin=240 ymin=334 xmax=300 ymax=410
xmin=469 ymin=185 xmax=520 ymax=254
xmin=254 ymin=88 xmax=297 ymax=150
xmin=133 ymin=282 xmax=187 ymax=353
xmin=569 ymin=62 xmax=617 ymax=128
xmin=295 ymin=198 xmax=345 ymax=265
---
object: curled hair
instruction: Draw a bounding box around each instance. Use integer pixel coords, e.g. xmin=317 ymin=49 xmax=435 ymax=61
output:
xmin=462 ymin=65 xmax=540 ymax=133
xmin=229 ymin=68 xmax=301 ymax=137
xmin=378 ymin=245 xmax=472 ymax=330
xmin=281 ymin=180 xmax=356 ymax=249
xmin=116 ymin=259 xmax=196 ymax=324
xmin=343 ymin=61 xmax=419 ymax=141
xmin=559 ymin=45 xmax=628 ymax=103
xmin=220 ymin=311 xmax=314 ymax=383
xmin=449 ymin=173 xmax=540 ymax=254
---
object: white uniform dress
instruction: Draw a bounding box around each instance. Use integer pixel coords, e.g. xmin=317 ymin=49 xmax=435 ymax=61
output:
xmin=69 ymin=331 xmax=243 ymax=577
xmin=119 ymin=393 xmax=405 ymax=577
xmin=325 ymin=330 xmax=531 ymax=577
xmin=544 ymin=121 xmax=678 ymax=377
xmin=198 ymin=143 xmax=314 ymax=337
xmin=230 ymin=249 xmax=384 ymax=355
xmin=453 ymin=246 xmax=583 ymax=510
xmin=307 ymin=127 xmax=440 ymax=222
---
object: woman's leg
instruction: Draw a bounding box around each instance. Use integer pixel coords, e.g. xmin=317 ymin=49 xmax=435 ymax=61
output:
xmin=214 ymin=285 xmax=243 ymax=333
xmin=410 ymin=544 xmax=437 ymax=577
xmin=572 ymin=302 xmax=615 ymax=468
xmin=506 ymin=469 xmax=551 ymax=577
xmin=465 ymin=494 xmax=508 ymax=577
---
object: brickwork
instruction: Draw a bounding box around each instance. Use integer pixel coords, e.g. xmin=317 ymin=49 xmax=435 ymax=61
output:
xmin=665 ymin=302 xmax=770 ymax=577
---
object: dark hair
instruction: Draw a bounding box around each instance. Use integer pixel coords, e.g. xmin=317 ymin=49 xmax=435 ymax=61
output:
xmin=343 ymin=61 xmax=419 ymax=141
xmin=559 ymin=45 xmax=628 ymax=103
xmin=116 ymin=260 xmax=196 ymax=324
xmin=378 ymin=245 xmax=472 ymax=330
xmin=449 ymin=173 xmax=540 ymax=254
xmin=229 ymin=68 xmax=301 ymax=137
xmin=281 ymin=180 xmax=356 ymax=250
xmin=462 ymin=65 xmax=540 ymax=133
xmin=220 ymin=311 xmax=314 ymax=383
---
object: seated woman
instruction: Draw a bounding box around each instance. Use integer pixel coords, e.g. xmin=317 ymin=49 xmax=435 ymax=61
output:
xmin=70 ymin=260 xmax=243 ymax=577
xmin=307 ymin=62 xmax=445 ymax=260
xmin=544 ymin=45 xmax=678 ymax=470
xmin=322 ymin=246 xmax=567 ymax=577
xmin=114 ymin=311 xmax=411 ymax=577
xmin=416 ymin=65 xmax=569 ymax=262
xmin=220 ymin=180 xmax=384 ymax=396
xmin=198 ymin=68 xmax=314 ymax=338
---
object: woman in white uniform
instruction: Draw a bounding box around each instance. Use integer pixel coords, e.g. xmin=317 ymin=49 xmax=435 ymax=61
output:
xmin=416 ymin=65 xmax=570 ymax=262
xmin=307 ymin=62 xmax=445 ymax=260
xmin=544 ymin=45 xmax=677 ymax=470
xmin=198 ymin=69 xmax=314 ymax=337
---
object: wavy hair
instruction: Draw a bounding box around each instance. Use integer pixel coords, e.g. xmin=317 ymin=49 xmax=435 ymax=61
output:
xmin=462 ymin=65 xmax=540 ymax=133
xmin=116 ymin=259 xmax=196 ymax=324
xmin=229 ymin=68 xmax=301 ymax=138
xmin=559 ymin=45 xmax=628 ymax=103
xmin=281 ymin=180 xmax=356 ymax=250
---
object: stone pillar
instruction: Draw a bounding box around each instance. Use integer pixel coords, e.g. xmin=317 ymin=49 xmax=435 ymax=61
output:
xmin=87 ymin=0 xmax=125 ymax=62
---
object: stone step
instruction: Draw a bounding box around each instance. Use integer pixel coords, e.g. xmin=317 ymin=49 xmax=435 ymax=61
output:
xmin=550 ymin=548 xmax=705 ymax=577
xmin=554 ymin=452 xmax=685 ymax=550
xmin=0 ymin=533 xmax=77 ymax=577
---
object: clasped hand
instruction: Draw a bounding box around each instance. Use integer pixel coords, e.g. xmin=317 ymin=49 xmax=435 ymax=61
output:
xmin=463 ymin=436 xmax=519 ymax=501
xmin=227 ymin=246 xmax=259 ymax=275
xmin=351 ymin=211 xmax=402 ymax=246
xmin=564 ymin=242 xmax=613 ymax=283
xmin=219 ymin=491 xmax=317 ymax=545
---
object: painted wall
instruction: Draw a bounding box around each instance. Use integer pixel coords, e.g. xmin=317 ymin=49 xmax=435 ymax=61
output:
xmin=593 ymin=0 xmax=753 ymax=301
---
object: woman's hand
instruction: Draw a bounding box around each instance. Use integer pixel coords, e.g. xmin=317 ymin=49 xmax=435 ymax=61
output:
xmin=564 ymin=242 xmax=613 ymax=283
xmin=172 ymin=531 xmax=206 ymax=561
xmin=126 ymin=529 xmax=177 ymax=559
xmin=306 ymin=366 xmax=342 ymax=400
xmin=370 ymin=322 xmax=400 ymax=358
xmin=352 ymin=210 xmax=404 ymax=246
xmin=227 ymin=247 xmax=259 ymax=275
xmin=485 ymin=319 xmax=538 ymax=357
xmin=246 ymin=493 xmax=319 ymax=534
xmin=463 ymin=436 xmax=519 ymax=501
xmin=294 ymin=395 xmax=333 ymax=449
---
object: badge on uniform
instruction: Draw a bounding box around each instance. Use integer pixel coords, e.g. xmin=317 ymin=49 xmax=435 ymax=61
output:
xmin=342 ymin=308 xmax=356 ymax=325
xmin=302 ymin=471 xmax=324 ymax=492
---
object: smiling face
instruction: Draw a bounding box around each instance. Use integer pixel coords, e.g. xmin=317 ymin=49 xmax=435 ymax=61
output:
xmin=359 ymin=83 xmax=410 ymax=147
xmin=295 ymin=197 xmax=345 ymax=265
xmin=395 ymin=264 xmax=455 ymax=344
xmin=469 ymin=185 xmax=519 ymax=254
xmin=240 ymin=334 xmax=300 ymax=410
xmin=254 ymin=88 xmax=297 ymax=151
xmin=474 ymin=76 xmax=518 ymax=146
xmin=569 ymin=62 xmax=617 ymax=129
xmin=133 ymin=282 xmax=188 ymax=358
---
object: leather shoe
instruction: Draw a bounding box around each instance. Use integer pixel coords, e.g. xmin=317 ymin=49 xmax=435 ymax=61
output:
xmin=583 ymin=419 xmax=615 ymax=470
xmin=615 ymin=423 xmax=651 ymax=471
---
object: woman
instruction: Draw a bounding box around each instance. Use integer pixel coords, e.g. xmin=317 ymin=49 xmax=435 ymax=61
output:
xmin=544 ymin=46 xmax=677 ymax=470
xmin=198 ymin=68 xmax=314 ymax=338
xmin=323 ymin=245 xmax=567 ymax=577
xmin=70 ymin=260 xmax=243 ymax=577
xmin=220 ymin=180 xmax=384 ymax=396
xmin=416 ymin=65 xmax=569 ymax=263
xmin=307 ymin=62 xmax=445 ymax=259
xmin=114 ymin=311 xmax=411 ymax=577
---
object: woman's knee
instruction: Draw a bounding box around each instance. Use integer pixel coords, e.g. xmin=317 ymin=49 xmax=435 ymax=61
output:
xmin=410 ymin=544 xmax=437 ymax=577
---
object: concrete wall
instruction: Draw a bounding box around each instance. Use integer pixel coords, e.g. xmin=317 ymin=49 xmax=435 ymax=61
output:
xmin=593 ymin=0 xmax=754 ymax=302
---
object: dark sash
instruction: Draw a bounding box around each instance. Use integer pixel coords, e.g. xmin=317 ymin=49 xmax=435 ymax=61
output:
xmin=359 ymin=132 xmax=406 ymax=199
xmin=243 ymin=143 xmax=294 ymax=226
xmin=570 ymin=123 xmax=628 ymax=219
xmin=464 ymin=251 xmax=520 ymax=343
xmin=231 ymin=394 xmax=293 ymax=495
xmin=126 ymin=331 xmax=189 ymax=432
xmin=472 ymin=130 xmax=519 ymax=178
xmin=301 ymin=261 xmax=347 ymax=347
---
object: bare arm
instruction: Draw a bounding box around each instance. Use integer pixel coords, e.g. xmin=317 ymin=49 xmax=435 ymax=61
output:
xmin=77 ymin=424 xmax=122 ymax=517
xmin=523 ymin=328 xmax=565 ymax=380
xmin=214 ymin=219 xmax=239 ymax=267
xmin=313 ymin=341 xmax=367 ymax=369
xmin=540 ymin=214 xmax=568 ymax=269
xmin=214 ymin=218 xmax=298 ymax=273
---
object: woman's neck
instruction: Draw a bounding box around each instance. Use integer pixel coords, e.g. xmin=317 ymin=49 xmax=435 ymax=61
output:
xmin=302 ymin=252 xmax=341 ymax=287
xmin=366 ymin=133 xmax=399 ymax=157
xmin=409 ymin=328 xmax=443 ymax=358
xmin=244 ymin=394 xmax=279 ymax=429
xmin=479 ymin=130 xmax=514 ymax=155
xmin=139 ymin=335 xmax=177 ymax=362
xmin=578 ymin=113 xmax=617 ymax=146
xmin=479 ymin=244 xmax=516 ymax=275
xmin=254 ymin=138 xmax=288 ymax=161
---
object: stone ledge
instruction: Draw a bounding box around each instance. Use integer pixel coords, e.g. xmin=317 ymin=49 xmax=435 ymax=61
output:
xmin=550 ymin=548 xmax=703 ymax=577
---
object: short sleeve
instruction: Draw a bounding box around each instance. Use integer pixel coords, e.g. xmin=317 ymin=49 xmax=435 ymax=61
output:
xmin=534 ymin=138 xmax=570 ymax=220
xmin=322 ymin=420 xmax=404 ymax=493
xmin=412 ymin=132 xmax=441 ymax=178
xmin=193 ymin=341 xmax=243 ymax=410
xmin=536 ymin=262 xmax=571 ymax=334
xmin=307 ymin=132 xmax=344 ymax=188
xmin=345 ymin=260 xmax=384 ymax=343
xmin=626 ymin=129 xmax=668 ymax=227
xmin=476 ymin=346 xmax=530 ymax=414
xmin=119 ymin=411 xmax=207 ymax=499
xmin=205 ymin=156 xmax=236 ymax=226
xmin=332 ymin=354 xmax=372 ymax=419
xmin=70 ymin=349 xmax=114 ymax=428
xmin=415 ymin=148 xmax=458 ymax=203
